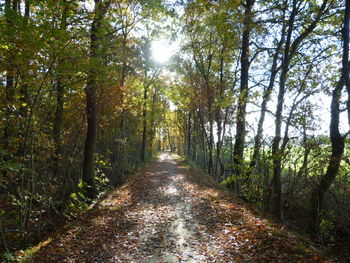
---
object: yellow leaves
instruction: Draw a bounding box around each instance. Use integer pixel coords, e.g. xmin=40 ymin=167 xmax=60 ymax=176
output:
xmin=0 ymin=43 xmax=10 ymax=50
xmin=17 ymin=238 xmax=53 ymax=263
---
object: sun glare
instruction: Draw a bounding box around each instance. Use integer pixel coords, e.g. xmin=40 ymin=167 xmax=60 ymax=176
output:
xmin=152 ymin=41 xmax=174 ymax=64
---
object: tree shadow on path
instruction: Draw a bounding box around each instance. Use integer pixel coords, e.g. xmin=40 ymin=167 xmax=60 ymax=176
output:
xmin=32 ymin=153 xmax=330 ymax=263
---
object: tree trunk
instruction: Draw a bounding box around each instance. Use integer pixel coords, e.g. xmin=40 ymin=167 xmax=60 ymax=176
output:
xmin=113 ymin=60 xmax=127 ymax=183
xmin=250 ymin=12 xmax=286 ymax=172
xmin=269 ymin=0 xmax=297 ymax=220
xmin=310 ymin=0 xmax=349 ymax=237
xmin=187 ymin=111 xmax=192 ymax=156
xmin=208 ymin=124 xmax=214 ymax=175
xmin=215 ymin=49 xmax=225 ymax=179
xmin=18 ymin=0 xmax=30 ymax=155
xmin=269 ymin=0 xmax=329 ymax=220
xmin=310 ymin=80 xmax=346 ymax=237
xmin=53 ymin=1 xmax=67 ymax=179
xmin=208 ymin=106 xmax=214 ymax=175
xmin=114 ymin=33 xmax=128 ymax=180
xmin=2 ymin=0 xmax=16 ymax=149
xmin=149 ymin=87 xmax=157 ymax=153
xmin=53 ymin=79 xmax=64 ymax=161
xmin=233 ymin=0 xmax=255 ymax=180
xmin=141 ymin=84 xmax=148 ymax=162
xmin=82 ymin=0 xmax=111 ymax=200
xmin=12 ymin=0 xmax=19 ymax=12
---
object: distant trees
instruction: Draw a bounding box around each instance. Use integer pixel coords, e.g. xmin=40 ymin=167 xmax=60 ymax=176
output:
xmin=178 ymin=0 xmax=237 ymax=178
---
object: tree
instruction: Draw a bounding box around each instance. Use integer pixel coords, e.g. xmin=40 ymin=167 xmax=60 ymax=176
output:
xmin=249 ymin=1 xmax=287 ymax=175
xmin=269 ymin=0 xmax=330 ymax=220
xmin=82 ymin=0 xmax=112 ymax=200
xmin=232 ymin=0 xmax=255 ymax=188
xmin=310 ymin=0 xmax=350 ymax=238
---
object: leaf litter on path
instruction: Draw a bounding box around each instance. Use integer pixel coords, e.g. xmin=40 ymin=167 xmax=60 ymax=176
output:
xmin=33 ymin=152 xmax=331 ymax=263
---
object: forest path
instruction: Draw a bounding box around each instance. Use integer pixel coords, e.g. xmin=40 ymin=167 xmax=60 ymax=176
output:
xmin=33 ymin=152 xmax=328 ymax=263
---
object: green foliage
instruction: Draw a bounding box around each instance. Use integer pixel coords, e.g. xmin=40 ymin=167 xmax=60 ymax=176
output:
xmin=1 ymin=252 xmax=16 ymax=262
xmin=94 ymin=155 xmax=111 ymax=191
xmin=67 ymin=192 xmax=89 ymax=214
xmin=220 ymin=175 xmax=239 ymax=186
xmin=319 ymin=211 xmax=336 ymax=243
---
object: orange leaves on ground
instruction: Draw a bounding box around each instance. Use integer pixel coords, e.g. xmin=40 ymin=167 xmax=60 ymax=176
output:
xmin=177 ymin=160 xmax=331 ymax=263
xmin=32 ymin=156 xmax=331 ymax=263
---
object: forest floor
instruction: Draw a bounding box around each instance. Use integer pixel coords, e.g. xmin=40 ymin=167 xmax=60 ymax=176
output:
xmin=30 ymin=152 xmax=332 ymax=263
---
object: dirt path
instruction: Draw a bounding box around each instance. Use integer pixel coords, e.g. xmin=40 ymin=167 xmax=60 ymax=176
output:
xmin=123 ymin=152 xmax=209 ymax=262
xmin=33 ymin=152 xmax=329 ymax=263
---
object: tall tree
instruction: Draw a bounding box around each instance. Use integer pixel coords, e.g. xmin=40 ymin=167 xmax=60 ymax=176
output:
xmin=3 ymin=0 xmax=16 ymax=149
xmin=82 ymin=0 xmax=112 ymax=200
xmin=310 ymin=0 xmax=350 ymax=237
xmin=53 ymin=0 xmax=68 ymax=179
xmin=232 ymin=0 xmax=255 ymax=184
xmin=249 ymin=2 xmax=287 ymax=174
xmin=269 ymin=0 xmax=329 ymax=219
